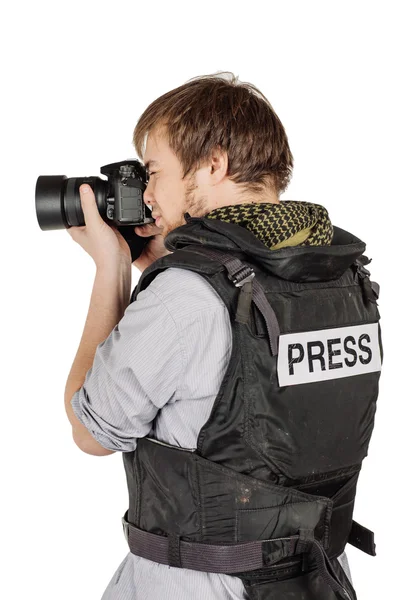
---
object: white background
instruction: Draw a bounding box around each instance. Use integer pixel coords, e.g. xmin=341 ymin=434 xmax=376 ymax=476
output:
xmin=1 ymin=1 xmax=398 ymax=598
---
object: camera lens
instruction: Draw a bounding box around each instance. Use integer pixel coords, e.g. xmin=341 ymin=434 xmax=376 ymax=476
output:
xmin=35 ymin=175 xmax=109 ymax=230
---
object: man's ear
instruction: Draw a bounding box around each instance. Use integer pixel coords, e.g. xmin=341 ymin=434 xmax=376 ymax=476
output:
xmin=210 ymin=147 xmax=228 ymax=184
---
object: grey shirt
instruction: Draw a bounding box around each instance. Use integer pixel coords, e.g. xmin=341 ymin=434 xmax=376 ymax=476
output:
xmin=71 ymin=267 xmax=351 ymax=599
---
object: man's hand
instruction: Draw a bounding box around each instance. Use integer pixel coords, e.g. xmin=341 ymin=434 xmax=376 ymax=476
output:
xmin=133 ymin=223 xmax=172 ymax=273
xmin=66 ymin=184 xmax=132 ymax=269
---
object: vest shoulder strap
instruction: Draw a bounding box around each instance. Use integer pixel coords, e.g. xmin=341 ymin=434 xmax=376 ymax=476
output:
xmin=130 ymin=247 xmax=225 ymax=303
xmin=131 ymin=245 xmax=281 ymax=357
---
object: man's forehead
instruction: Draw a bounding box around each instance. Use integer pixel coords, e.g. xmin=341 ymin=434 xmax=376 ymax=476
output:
xmin=143 ymin=132 xmax=161 ymax=169
xmin=143 ymin=127 xmax=169 ymax=166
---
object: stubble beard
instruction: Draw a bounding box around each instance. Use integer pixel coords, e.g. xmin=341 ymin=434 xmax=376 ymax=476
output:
xmin=161 ymin=174 xmax=209 ymax=239
xmin=183 ymin=174 xmax=208 ymax=219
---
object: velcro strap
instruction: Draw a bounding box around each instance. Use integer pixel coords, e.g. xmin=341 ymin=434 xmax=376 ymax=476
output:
xmin=122 ymin=515 xmax=354 ymax=599
xmin=122 ymin=513 xmax=300 ymax=573
xmin=348 ymin=520 xmax=376 ymax=556
xmin=168 ymin=533 xmax=182 ymax=568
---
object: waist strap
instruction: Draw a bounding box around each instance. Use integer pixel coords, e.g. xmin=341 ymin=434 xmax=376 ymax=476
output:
xmin=121 ymin=511 xmax=355 ymax=600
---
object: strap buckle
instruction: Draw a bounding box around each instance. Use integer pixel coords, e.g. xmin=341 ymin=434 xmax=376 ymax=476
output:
xmin=228 ymin=266 xmax=255 ymax=287
xmin=356 ymin=262 xmax=371 ymax=279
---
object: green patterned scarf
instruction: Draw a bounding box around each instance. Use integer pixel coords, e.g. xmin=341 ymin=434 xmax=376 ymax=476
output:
xmin=205 ymin=200 xmax=334 ymax=250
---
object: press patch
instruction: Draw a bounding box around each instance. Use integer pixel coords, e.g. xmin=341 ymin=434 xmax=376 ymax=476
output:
xmin=277 ymin=323 xmax=381 ymax=387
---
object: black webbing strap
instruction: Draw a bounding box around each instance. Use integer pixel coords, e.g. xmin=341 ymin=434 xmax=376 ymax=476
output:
xmin=122 ymin=512 xmax=298 ymax=573
xmin=121 ymin=515 xmax=353 ymax=599
xmin=168 ymin=532 xmax=182 ymax=567
xmin=187 ymin=246 xmax=280 ymax=356
xmin=251 ymin=279 xmax=280 ymax=356
xmin=348 ymin=520 xmax=376 ymax=556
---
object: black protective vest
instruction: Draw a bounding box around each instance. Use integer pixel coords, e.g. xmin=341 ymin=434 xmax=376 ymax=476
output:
xmin=121 ymin=214 xmax=383 ymax=600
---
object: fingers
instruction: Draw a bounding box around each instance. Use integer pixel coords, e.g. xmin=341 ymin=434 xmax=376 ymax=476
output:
xmin=79 ymin=184 xmax=103 ymax=226
xmin=135 ymin=223 xmax=162 ymax=237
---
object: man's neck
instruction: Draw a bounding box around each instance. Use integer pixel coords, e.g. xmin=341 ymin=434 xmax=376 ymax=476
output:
xmin=206 ymin=194 xmax=280 ymax=214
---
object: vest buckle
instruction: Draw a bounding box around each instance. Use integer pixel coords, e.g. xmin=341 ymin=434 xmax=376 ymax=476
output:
xmin=354 ymin=259 xmax=379 ymax=304
xmin=228 ymin=266 xmax=255 ymax=287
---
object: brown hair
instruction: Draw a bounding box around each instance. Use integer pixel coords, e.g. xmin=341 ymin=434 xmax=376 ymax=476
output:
xmin=133 ymin=72 xmax=293 ymax=196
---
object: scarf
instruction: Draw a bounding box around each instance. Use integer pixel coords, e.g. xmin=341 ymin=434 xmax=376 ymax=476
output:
xmin=205 ymin=200 xmax=334 ymax=250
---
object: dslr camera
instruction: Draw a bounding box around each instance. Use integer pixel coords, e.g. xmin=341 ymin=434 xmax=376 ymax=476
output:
xmin=35 ymin=159 xmax=155 ymax=262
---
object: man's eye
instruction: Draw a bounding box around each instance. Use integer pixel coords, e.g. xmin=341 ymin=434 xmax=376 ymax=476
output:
xmin=148 ymin=171 xmax=156 ymax=177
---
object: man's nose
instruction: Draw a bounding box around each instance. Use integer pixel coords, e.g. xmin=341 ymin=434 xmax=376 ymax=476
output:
xmin=143 ymin=182 xmax=154 ymax=204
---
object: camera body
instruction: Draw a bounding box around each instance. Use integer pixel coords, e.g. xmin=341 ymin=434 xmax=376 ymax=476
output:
xmin=35 ymin=159 xmax=155 ymax=262
xmin=100 ymin=159 xmax=154 ymax=226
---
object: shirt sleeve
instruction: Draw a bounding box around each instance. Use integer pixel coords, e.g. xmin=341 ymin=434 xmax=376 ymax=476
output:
xmin=70 ymin=281 xmax=185 ymax=452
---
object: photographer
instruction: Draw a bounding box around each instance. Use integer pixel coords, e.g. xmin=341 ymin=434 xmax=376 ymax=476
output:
xmin=64 ymin=73 xmax=382 ymax=600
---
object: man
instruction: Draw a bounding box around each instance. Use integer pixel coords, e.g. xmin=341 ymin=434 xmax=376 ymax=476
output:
xmin=64 ymin=73 xmax=382 ymax=599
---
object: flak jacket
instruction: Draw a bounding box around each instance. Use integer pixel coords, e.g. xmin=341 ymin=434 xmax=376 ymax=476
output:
xmin=121 ymin=214 xmax=383 ymax=600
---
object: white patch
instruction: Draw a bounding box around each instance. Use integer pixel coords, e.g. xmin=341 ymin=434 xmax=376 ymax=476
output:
xmin=277 ymin=323 xmax=381 ymax=387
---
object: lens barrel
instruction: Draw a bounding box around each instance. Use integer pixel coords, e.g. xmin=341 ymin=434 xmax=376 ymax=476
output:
xmin=35 ymin=175 xmax=69 ymax=230
xmin=35 ymin=175 xmax=108 ymax=230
